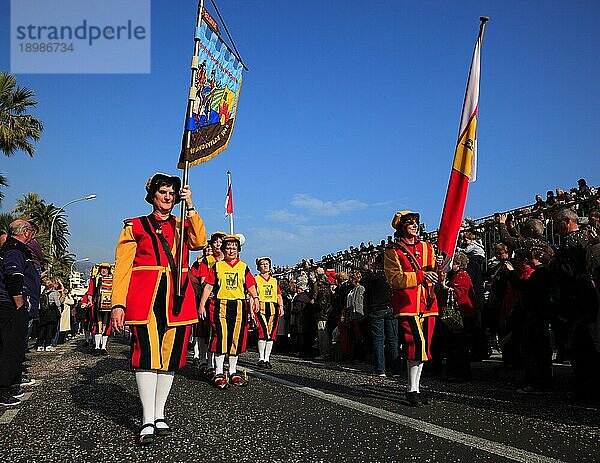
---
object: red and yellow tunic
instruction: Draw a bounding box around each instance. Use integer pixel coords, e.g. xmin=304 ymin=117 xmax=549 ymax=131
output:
xmin=197 ymin=255 xmax=218 ymax=281
xmin=84 ymin=274 xmax=113 ymax=312
xmin=111 ymin=212 xmax=207 ymax=326
xmin=384 ymin=239 xmax=438 ymax=317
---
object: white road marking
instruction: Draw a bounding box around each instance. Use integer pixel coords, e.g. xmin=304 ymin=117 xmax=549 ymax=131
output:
xmin=247 ymin=368 xmax=565 ymax=463
xmin=0 ymin=409 xmax=19 ymax=425
xmin=274 ymin=357 xmax=598 ymax=412
xmin=0 ymin=390 xmax=35 ymax=425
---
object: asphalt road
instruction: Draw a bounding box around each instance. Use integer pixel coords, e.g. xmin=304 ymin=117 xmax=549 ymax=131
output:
xmin=1 ymin=337 xmax=598 ymax=463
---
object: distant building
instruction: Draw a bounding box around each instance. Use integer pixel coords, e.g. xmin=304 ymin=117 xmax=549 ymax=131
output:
xmin=69 ymin=271 xmax=88 ymax=297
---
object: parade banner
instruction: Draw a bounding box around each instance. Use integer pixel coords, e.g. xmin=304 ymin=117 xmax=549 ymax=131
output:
xmin=178 ymin=10 xmax=244 ymax=168
xmin=437 ymin=17 xmax=488 ymax=272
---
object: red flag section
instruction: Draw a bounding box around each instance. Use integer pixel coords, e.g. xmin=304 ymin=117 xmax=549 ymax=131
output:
xmin=225 ymin=178 xmax=234 ymax=216
xmin=438 ymin=18 xmax=488 ymax=272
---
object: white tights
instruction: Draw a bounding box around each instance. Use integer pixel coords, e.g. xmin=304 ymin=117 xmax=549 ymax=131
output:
xmin=135 ymin=369 xmax=175 ymax=434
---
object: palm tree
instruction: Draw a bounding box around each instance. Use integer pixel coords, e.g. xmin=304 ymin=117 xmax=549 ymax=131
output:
xmin=0 ymin=174 xmax=7 ymax=207
xmin=0 ymin=72 xmax=44 ymax=157
xmin=14 ymin=193 xmax=69 ymax=271
xmin=0 ymin=211 xmax=15 ymax=234
xmin=52 ymin=250 xmax=76 ymax=282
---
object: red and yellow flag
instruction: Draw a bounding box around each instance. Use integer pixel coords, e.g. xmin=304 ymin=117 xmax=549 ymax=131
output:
xmin=225 ymin=171 xmax=234 ymax=217
xmin=438 ymin=17 xmax=488 ymax=272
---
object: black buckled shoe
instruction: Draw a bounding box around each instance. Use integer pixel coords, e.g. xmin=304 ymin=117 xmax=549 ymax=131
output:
xmin=406 ymin=391 xmax=421 ymax=407
xmin=417 ymin=391 xmax=431 ymax=405
xmin=154 ymin=419 xmax=172 ymax=436
xmin=138 ymin=423 xmax=155 ymax=446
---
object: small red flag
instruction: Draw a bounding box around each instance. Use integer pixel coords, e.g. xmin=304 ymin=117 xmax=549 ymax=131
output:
xmin=225 ymin=176 xmax=234 ymax=216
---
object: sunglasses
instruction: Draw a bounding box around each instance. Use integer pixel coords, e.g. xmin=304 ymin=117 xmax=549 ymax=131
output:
xmin=402 ymin=219 xmax=419 ymax=226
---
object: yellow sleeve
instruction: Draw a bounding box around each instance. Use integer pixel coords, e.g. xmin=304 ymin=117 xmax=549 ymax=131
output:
xmin=186 ymin=212 xmax=208 ymax=251
xmin=111 ymin=222 xmax=136 ymax=309
xmin=427 ymin=244 xmax=436 ymax=271
xmin=384 ymin=247 xmax=418 ymax=290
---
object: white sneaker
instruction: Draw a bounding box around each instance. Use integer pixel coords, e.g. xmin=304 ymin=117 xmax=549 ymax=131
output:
xmin=45 ymin=346 xmax=56 ymax=352
xmin=36 ymin=347 xmax=44 ymax=352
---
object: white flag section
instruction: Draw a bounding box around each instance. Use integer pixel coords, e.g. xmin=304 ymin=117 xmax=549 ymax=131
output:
xmin=459 ymin=26 xmax=483 ymax=183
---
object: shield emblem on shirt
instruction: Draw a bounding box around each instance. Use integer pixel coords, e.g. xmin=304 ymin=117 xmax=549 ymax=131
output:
xmin=225 ymin=272 xmax=238 ymax=290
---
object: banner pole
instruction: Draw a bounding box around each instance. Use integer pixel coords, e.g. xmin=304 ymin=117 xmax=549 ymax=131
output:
xmin=177 ymin=0 xmax=205 ymax=296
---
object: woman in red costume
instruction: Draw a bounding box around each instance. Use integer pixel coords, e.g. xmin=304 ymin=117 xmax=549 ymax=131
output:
xmin=110 ymin=173 xmax=206 ymax=445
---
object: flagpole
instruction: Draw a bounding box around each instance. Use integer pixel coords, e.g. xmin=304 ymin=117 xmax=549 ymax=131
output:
xmin=227 ymin=170 xmax=234 ymax=234
xmin=177 ymin=0 xmax=205 ymax=296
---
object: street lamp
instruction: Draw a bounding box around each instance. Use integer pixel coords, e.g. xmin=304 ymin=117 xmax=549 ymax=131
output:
xmin=70 ymin=257 xmax=90 ymax=274
xmin=49 ymin=194 xmax=96 ymax=274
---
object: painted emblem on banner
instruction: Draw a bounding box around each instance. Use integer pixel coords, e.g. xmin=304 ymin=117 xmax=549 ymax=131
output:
xmin=179 ymin=16 xmax=244 ymax=168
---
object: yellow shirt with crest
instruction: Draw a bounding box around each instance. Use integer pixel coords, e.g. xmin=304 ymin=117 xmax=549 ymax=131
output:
xmin=256 ymin=274 xmax=278 ymax=304
xmin=213 ymin=260 xmax=251 ymax=300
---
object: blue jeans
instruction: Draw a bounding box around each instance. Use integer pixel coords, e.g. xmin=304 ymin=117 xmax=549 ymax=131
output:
xmin=369 ymin=308 xmax=400 ymax=375
xmin=51 ymin=319 xmax=60 ymax=347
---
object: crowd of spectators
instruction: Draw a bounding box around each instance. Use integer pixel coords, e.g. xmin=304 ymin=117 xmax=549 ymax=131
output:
xmin=32 ymin=277 xmax=86 ymax=352
xmin=272 ymin=179 xmax=600 ymax=402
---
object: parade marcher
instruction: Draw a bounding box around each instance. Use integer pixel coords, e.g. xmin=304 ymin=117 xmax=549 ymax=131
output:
xmin=254 ymin=257 xmax=284 ymax=369
xmin=110 ymin=173 xmax=207 ymax=445
xmin=83 ymin=263 xmax=114 ymax=355
xmin=0 ymin=220 xmax=40 ymax=406
xmin=189 ymin=247 xmax=211 ymax=365
xmin=384 ymin=211 xmax=439 ymax=407
xmin=198 ymin=234 xmax=258 ymax=389
xmin=189 ymin=230 xmax=226 ymax=377
xmin=80 ymin=290 xmax=94 ymax=349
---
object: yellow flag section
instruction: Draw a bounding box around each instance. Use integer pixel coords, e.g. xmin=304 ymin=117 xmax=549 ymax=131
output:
xmin=452 ymin=115 xmax=478 ymax=180
xmin=438 ymin=17 xmax=488 ymax=272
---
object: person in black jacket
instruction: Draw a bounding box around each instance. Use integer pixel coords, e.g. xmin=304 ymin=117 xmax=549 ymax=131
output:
xmin=294 ymin=285 xmax=314 ymax=358
xmin=0 ymin=220 xmax=41 ymax=406
xmin=506 ymin=246 xmax=557 ymax=393
xmin=362 ymin=253 xmax=399 ymax=377
xmin=552 ymin=207 xmax=600 ymax=402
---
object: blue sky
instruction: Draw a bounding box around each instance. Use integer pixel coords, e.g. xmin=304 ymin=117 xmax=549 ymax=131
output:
xmin=1 ymin=0 xmax=599 ymax=268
